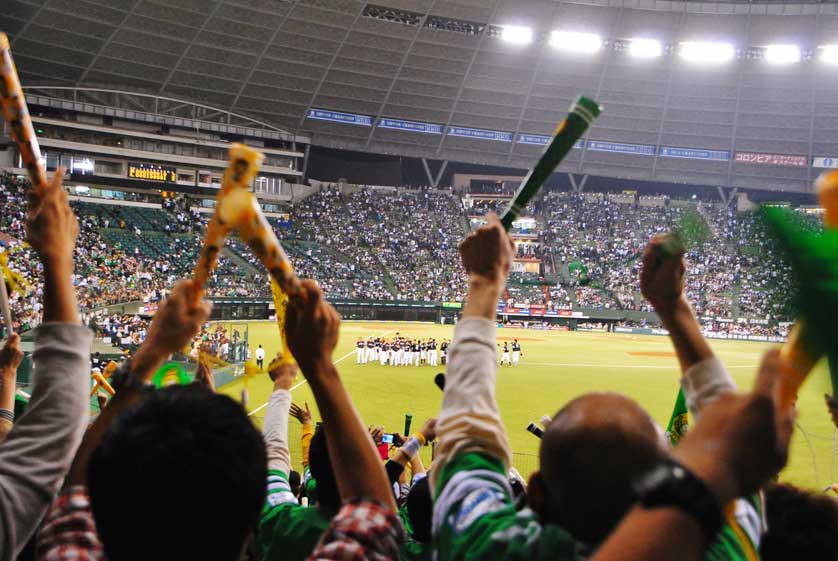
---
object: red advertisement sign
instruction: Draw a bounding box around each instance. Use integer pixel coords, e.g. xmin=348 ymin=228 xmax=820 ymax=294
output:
xmin=734 ymin=152 xmax=808 ymax=167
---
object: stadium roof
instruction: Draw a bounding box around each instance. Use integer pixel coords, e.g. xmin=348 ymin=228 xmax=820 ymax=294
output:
xmin=5 ymin=0 xmax=838 ymax=192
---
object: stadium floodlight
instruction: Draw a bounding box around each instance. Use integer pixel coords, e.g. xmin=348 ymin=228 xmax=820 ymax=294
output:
xmin=764 ymin=44 xmax=801 ymax=64
xmin=500 ymin=25 xmax=533 ymax=45
xmin=549 ymin=31 xmax=602 ymax=53
xmin=629 ymin=38 xmax=662 ymax=58
xmin=820 ymin=45 xmax=838 ymax=64
xmin=679 ymin=41 xmax=735 ymax=63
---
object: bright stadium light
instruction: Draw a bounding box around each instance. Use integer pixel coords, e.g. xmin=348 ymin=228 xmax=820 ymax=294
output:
xmin=679 ymin=41 xmax=735 ymax=63
xmin=820 ymin=45 xmax=838 ymax=64
xmin=629 ymin=38 xmax=662 ymax=58
xmin=500 ymin=25 xmax=533 ymax=45
xmin=549 ymin=31 xmax=602 ymax=53
xmin=764 ymin=44 xmax=801 ymax=64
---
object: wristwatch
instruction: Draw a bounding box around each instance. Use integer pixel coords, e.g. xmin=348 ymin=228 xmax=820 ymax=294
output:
xmin=633 ymin=459 xmax=724 ymax=543
xmin=110 ymin=359 xmax=155 ymax=394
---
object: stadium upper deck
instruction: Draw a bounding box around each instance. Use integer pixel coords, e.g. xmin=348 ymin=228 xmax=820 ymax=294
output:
xmin=5 ymin=0 xmax=838 ymax=193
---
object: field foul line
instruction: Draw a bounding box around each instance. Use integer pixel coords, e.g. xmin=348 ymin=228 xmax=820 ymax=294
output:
xmin=248 ymin=329 xmax=394 ymax=417
xmin=527 ymin=361 xmax=759 ymax=370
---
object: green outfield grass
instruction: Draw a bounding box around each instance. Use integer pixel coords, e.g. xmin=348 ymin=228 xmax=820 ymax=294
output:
xmin=217 ymin=320 xmax=836 ymax=491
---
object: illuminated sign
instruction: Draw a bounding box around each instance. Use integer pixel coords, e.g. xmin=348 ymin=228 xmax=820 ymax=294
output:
xmin=379 ymin=118 xmax=442 ymax=134
xmin=306 ymin=108 xmax=373 ymax=126
xmin=813 ymin=157 xmax=838 ymax=169
xmin=659 ymin=146 xmax=730 ymax=161
xmin=448 ymin=126 xmax=512 ymax=142
xmin=127 ymin=163 xmax=177 ymax=183
xmin=733 ymin=152 xmax=807 ymax=167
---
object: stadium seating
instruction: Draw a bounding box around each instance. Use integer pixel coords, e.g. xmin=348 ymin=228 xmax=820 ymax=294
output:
xmin=0 ymin=172 xmax=805 ymax=334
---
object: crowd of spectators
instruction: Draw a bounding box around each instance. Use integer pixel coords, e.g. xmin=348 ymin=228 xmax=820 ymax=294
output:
xmin=540 ymin=192 xmax=797 ymax=322
xmin=0 ymin=172 xmax=807 ymax=338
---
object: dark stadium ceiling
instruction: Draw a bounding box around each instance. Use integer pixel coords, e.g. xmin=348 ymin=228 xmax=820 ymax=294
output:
xmin=5 ymin=0 xmax=838 ymax=193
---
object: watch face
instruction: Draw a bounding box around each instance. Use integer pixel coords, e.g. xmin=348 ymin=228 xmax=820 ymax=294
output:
xmin=644 ymin=464 xmax=674 ymax=489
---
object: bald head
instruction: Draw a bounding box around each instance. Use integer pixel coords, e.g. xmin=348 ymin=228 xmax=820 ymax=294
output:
xmin=534 ymin=392 xmax=667 ymax=544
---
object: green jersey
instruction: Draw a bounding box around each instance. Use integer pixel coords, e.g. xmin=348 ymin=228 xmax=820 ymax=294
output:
xmin=706 ymin=496 xmax=763 ymax=561
xmin=257 ymin=469 xmax=330 ymax=561
xmin=433 ymin=452 xmax=762 ymax=561
xmin=433 ymin=452 xmax=583 ymax=561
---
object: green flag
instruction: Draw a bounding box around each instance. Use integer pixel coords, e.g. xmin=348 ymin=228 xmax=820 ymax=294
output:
xmin=568 ymin=261 xmax=589 ymax=285
xmin=665 ymin=388 xmax=689 ymax=447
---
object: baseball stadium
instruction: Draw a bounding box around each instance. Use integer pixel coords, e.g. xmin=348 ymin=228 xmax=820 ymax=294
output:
xmin=0 ymin=1 xmax=837 ymax=560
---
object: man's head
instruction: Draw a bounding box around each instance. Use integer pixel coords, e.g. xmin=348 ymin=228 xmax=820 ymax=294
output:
xmin=528 ymin=392 xmax=667 ymax=544
xmin=309 ymin=424 xmax=341 ymax=510
xmin=88 ymin=385 xmax=267 ymax=561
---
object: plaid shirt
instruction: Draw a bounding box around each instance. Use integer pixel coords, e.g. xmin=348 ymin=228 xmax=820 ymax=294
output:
xmin=35 ymin=486 xmax=103 ymax=561
xmin=308 ymin=499 xmax=405 ymax=561
xmin=36 ymin=488 xmax=401 ymax=561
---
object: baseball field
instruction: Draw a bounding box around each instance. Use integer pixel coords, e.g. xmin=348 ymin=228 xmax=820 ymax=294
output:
xmin=217 ymin=320 xmax=835 ymax=491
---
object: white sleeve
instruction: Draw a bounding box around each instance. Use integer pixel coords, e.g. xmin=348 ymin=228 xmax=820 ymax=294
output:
xmin=680 ymin=357 xmax=736 ymax=417
xmin=0 ymin=323 xmax=92 ymax=561
xmin=262 ymin=389 xmax=292 ymax=474
xmin=432 ymin=317 xmax=511 ymax=490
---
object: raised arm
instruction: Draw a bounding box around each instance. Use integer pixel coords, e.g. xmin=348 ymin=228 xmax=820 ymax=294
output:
xmin=0 ymin=335 xmax=22 ymax=443
xmin=290 ymin=402 xmax=314 ymax=468
xmin=433 ymin=213 xmax=514 ymax=477
xmin=590 ymin=349 xmax=792 ymax=561
xmin=0 ymin=168 xmax=94 ymax=561
xmin=640 ymin=235 xmax=735 ymax=415
xmin=286 ymin=281 xmax=404 ymax=561
xmin=263 ymin=359 xmax=297 ymax=476
xmin=286 ymin=281 xmax=394 ymax=508
xmin=385 ymin=418 xmax=435 ymax=484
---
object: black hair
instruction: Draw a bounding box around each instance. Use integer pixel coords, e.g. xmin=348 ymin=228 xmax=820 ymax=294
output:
xmin=761 ymin=483 xmax=838 ymax=561
xmin=88 ymin=385 xmax=267 ymax=561
xmin=309 ymin=424 xmax=341 ymax=509
xmin=406 ymin=477 xmax=432 ymax=543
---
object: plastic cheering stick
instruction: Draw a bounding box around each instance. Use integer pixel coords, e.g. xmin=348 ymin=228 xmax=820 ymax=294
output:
xmin=217 ymin=150 xmax=303 ymax=299
xmin=0 ymin=33 xmax=48 ymax=193
xmin=269 ymin=277 xmax=295 ymax=367
xmin=500 ymin=96 xmax=602 ymax=231
xmin=192 ymin=144 xmax=263 ymax=302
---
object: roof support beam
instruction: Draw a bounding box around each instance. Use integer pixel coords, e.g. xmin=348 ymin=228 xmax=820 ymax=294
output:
xmin=230 ymin=0 xmax=300 ymax=115
xmin=434 ymin=0 xmax=502 ymax=157
xmin=76 ymin=0 xmax=144 ymax=86
xmin=569 ymin=173 xmax=588 ymax=194
xmin=158 ymin=1 xmax=225 ymax=95
xmin=505 ymin=3 xmax=559 ymax=165
xmin=422 ymin=158 xmax=447 ymax=188
xmin=364 ymin=2 xmax=437 ymax=149
xmin=297 ymin=3 xmax=368 ymax=130
xmin=651 ymin=10 xmax=686 ymax=179
xmin=725 ymin=14 xmax=751 ymax=189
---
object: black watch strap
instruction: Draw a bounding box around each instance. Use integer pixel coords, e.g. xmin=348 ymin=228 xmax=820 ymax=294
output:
xmin=111 ymin=359 xmax=154 ymax=394
xmin=633 ymin=459 xmax=724 ymax=543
